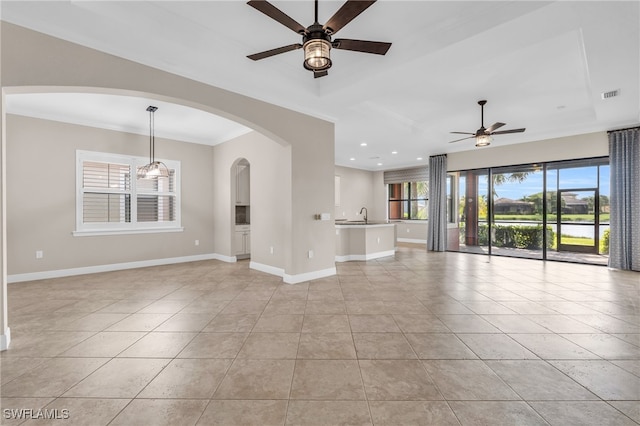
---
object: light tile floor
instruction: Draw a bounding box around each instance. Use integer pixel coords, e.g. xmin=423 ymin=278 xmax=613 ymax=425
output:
xmin=1 ymin=245 xmax=639 ymax=425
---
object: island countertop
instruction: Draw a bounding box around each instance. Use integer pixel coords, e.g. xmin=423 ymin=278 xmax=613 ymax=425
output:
xmin=335 ymin=220 xmax=395 ymax=228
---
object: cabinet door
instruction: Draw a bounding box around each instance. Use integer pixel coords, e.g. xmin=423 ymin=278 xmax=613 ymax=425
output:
xmin=237 ymin=164 xmax=250 ymax=205
xmin=234 ymin=231 xmax=245 ymax=255
xmin=244 ymin=232 xmax=251 ymax=254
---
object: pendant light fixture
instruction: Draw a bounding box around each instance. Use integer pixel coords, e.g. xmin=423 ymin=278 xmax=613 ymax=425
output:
xmin=137 ymin=105 xmax=169 ymax=179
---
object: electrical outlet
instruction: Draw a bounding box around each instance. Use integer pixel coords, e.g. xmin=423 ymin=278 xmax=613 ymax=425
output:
xmin=270 ymin=246 xmax=274 ymax=254
xmin=407 ymin=228 xmax=410 ymax=233
xmin=308 ymin=250 xmax=314 ymax=259
xmin=36 ymin=250 xmax=43 ymax=259
xmin=377 ymin=237 xmax=381 ymax=244
xmin=195 ymin=240 xmax=200 ymax=246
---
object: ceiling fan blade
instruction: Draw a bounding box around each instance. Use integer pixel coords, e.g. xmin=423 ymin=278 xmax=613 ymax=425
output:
xmin=314 ymin=70 xmax=328 ymax=78
xmin=491 ymin=128 xmax=526 ymax=135
xmin=485 ymin=122 xmax=505 ymax=133
xmin=449 ymin=136 xmax=475 ymax=143
xmin=247 ymin=0 xmax=306 ymax=34
xmin=332 ymin=39 xmax=391 ymax=55
xmin=323 ymin=0 xmax=376 ymax=35
xmin=450 ymin=131 xmax=475 ymax=135
xmin=247 ymin=43 xmax=302 ymax=61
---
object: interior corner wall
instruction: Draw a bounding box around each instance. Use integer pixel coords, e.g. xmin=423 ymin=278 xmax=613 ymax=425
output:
xmin=6 ymin=114 xmax=215 ymax=276
xmin=212 ymin=131 xmax=291 ymax=271
xmin=0 ymin=38 xmax=8 ymax=348
xmin=447 ymin=131 xmax=609 ymax=171
xmin=334 ymin=166 xmax=385 ymax=221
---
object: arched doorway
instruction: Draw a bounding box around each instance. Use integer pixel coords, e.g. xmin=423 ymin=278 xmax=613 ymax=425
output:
xmin=232 ymin=158 xmax=251 ymax=260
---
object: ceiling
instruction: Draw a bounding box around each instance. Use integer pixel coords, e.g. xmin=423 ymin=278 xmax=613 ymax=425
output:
xmin=2 ymin=1 xmax=638 ymax=170
xmin=6 ymin=93 xmax=252 ymax=146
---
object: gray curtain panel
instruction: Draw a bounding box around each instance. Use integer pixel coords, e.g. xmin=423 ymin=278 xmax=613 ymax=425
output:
xmin=608 ymin=127 xmax=640 ymax=271
xmin=427 ymin=154 xmax=447 ymax=251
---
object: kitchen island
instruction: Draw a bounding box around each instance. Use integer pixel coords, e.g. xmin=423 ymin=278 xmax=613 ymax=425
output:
xmin=335 ymin=221 xmax=396 ymax=262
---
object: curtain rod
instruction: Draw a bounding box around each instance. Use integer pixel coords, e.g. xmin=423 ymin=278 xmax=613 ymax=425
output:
xmin=607 ymin=125 xmax=640 ymax=133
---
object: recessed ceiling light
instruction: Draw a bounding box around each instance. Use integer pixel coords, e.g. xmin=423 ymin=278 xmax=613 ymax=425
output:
xmin=349 ymin=157 xmax=355 ymax=161
xmin=391 ymin=151 xmax=398 ymax=154
xmin=417 ymin=157 xmax=423 ymax=160
xmin=377 ymin=162 xmax=383 ymax=166
xmin=360 ymin=142 xmax=367 ymax=147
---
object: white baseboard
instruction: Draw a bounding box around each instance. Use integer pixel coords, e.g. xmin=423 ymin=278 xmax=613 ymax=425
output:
xmin=283 ymin=267 xmax=337 ymax=285
xmin=7 ymin=253 xmax=337 ymax=287
xmin=1 ymin=327 xmax=11 ymax=351
xmin=397 ymin=238 xmax=427 ymax=244
xmin=250 ymin=261 xmax=284 ymax=278
xmin=7 ymin=253 xmax=227 ymax=283
xmin=335 ymin=250 xmax=395 ymax=263
xmin=212 ymin=253 xmax=238 ymax=263
xmin=250 ymin=262 xmax=336 ymax=285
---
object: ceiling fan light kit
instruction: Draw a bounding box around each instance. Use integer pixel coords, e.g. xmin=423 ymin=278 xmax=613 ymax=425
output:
xmin=303 ymin=31 xmax=332 ymax=72
xmin=475 ymin=134 xmax=492 ymax=147
xmin=450 ymin=100 xmax=526 ymax=148
xmin=247 ymin=0 xmax=391 ymax=78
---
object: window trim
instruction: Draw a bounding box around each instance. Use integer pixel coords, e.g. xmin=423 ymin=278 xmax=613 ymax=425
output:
xmin=74 ymin=150 xmax=183 ymax=236
xmin=388 ymin=181 xmax=429 ymax=221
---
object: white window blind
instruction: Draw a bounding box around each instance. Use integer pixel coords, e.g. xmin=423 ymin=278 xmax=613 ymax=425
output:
xmin=82 ymin=161 xmax=131 ymax=224
xmin=75 ymin=151 xmax=182 ymax=235
xmin=136 ymin=170 xmax=177 ymax=223
xmin=383 ymin=166 xmax=429 ymax=184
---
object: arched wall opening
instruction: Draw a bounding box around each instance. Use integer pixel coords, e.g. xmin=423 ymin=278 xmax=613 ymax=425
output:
xmin=1 ymin=22 xmax=337 ymax=350
xmin=231 ymin=158 xmax=251 ymax=259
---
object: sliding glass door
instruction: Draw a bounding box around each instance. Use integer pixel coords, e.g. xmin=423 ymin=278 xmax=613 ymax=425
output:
xmin=546 ymin=159 xmax=609 ymax=264
xmin=456 ymin=169 xmax=489 ymax=254
xmin=449 ymin=157 xmax=609 ymax=265
xmin=490 ymin=164 xmax=546 ymax=260
xmin=556 ymin=189 xmax=598 ymax=254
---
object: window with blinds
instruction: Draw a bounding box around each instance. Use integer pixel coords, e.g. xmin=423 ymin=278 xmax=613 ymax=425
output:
xmin=76 ymin=151 xmax=181 ymax=235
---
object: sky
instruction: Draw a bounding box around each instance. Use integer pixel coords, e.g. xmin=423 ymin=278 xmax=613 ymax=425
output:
xmin=458 ymin=165 xmax=610 ymax=201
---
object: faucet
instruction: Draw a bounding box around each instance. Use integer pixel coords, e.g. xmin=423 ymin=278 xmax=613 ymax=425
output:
xmin=359 ymin=207 xmax=368 ymax=223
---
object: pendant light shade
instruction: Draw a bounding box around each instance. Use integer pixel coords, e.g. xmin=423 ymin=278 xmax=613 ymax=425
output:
xmin=137 ymin=105 xmax=169 ymax=179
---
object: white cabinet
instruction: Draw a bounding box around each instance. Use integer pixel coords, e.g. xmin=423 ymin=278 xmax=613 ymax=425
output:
xmin=236 ymin=164 xmax=250 ymax=205
xmin=235 ymin=225 xmax=250 ymax=258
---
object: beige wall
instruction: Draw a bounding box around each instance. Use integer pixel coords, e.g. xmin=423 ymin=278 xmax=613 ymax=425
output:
xmin=212 ymin=131 xmax=291 ymax=270
xmin=448 ymin=132 xmax=608 ymax=171
xmin=6 ymin=115 xmax=215 ymax=275
xmin=0 ymin=48 xmax=6 ymax=348
xmin=334 ymin=166 xmax=386 ymax=221
xmin=395 ymin=222 xmax=428 ymax=242
xmin=371 ymin=171 xmax=386 ymax=220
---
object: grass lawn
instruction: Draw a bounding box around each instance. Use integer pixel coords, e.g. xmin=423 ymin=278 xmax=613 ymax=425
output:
xmin=558 ymin=236 xmax=594 ymax=246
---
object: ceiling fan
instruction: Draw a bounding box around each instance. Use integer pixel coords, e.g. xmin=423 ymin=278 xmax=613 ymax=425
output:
xmin=246 ymin=0 xmax=392 ymax=78
xmin=449 ymin=100 xmax=526 ymax=147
